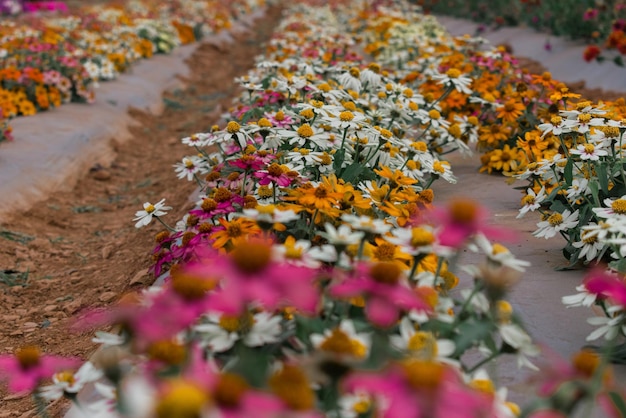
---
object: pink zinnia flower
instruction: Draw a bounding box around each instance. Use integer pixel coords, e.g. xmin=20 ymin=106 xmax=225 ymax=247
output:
xmin=0 ymin=346 xmax=80 ymax=393
xmin=189 ymin=240 xmax=319 ymax=315
xmin=345 ymin=361 xmax=493 ymax=418
xmin=428 ymin=198 xmax=513 ymax=248
xmin=584 ymin=268 xmax=626 ymax=307
xmin=330 ymin=262 xmax=429 ymax=327
xmin=254 ymin=163 xmax=293 ymax=187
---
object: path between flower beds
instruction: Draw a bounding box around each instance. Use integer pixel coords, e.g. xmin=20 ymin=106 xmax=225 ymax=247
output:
xmin=0 ymin=10 xmax=264 ymax=223
xmin=434 ymin=16 xmax=626 ymax=410
xmin=0 ymin=6 xmax=281 ymax=416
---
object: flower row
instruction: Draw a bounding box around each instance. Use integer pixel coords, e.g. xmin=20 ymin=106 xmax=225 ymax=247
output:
xmin=0 ymin=0 xmax=263 ymax=143
xmin=422 ymin=0 xmax=626 ymax=66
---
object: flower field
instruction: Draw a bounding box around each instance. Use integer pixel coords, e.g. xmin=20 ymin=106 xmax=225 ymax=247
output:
xmin=0 ymin=0 xmax=259 ymax=143
xmin=1 ymin=1 xmax=626 ymax=417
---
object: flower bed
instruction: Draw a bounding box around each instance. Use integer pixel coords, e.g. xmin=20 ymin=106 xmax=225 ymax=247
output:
xmin=421 ymin=0 xmax=626 ymax=66
xmin=0 ymin=0 xmax=263 ymax=143
xmin=2 ymin=1 xmax=626 ymax=418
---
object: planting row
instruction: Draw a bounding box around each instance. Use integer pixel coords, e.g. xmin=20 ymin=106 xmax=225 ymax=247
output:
xmin=0 ymin=0 xmax=264 ymax=143
xmin=422 ymin=0 xmax=626 ymax=66
xmin=2 ymin=1 xmax=626 ymax=418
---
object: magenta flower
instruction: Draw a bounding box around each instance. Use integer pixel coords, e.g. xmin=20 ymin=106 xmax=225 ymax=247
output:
xmin=254 ymin=163 xmax=292 ymax=187
xmin=188 ymin=241 xmax=319 ymax=315
xmin=0 ymin=347 xmax=80 ymax=393
xmin=330 ymin=262 xmax=429 ymax=327
xmin=343 ymin=369 xmax=418 ymax=418
xmin=428 ymin=198 xmax=513 ymax=248
xmin=585 ymin=268 xmax=626 ymax=307
xmin=344 ymin=362 xmax=493 ymax=418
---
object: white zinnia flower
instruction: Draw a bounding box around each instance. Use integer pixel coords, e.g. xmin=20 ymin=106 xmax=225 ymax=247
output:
xmin=533 ymin=209 xmax=579 ymax=239
xmin=133 ymin=199 xmax=172 ymax=228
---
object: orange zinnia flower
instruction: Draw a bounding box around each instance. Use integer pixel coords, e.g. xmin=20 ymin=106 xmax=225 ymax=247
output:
xmin=496 ymin=99 xmax=525 ymax=123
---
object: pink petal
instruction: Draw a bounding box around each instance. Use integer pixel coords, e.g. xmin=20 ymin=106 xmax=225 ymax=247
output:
xmin=366 ymin=297 xmax=399 ymax=327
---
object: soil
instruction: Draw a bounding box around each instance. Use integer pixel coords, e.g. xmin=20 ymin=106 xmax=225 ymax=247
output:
xmin=0 ymin=5 xmax=281 ymax=417
xmin=0 ymin=6 xmax=623 ymax=417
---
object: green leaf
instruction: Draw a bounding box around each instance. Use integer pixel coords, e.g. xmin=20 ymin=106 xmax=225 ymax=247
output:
xmin=615 ymin=56 xmax=625 ymax=67
xmin=333 ymin=149 xmax=345 ymax=174
xmin=341 ymin=163 xmax=364 ymax=183
xmin=608 ymin=391 xmax=626 ymax=417
xmin=610 ymin=258 xmax=626 ymax=274
xmin=598 ymin=163 xmax=609 ymax=194
xmin=564 ymin=159 xmax=573 ymax=186
xmin=452 ymin=320 xmax=494 ymax=357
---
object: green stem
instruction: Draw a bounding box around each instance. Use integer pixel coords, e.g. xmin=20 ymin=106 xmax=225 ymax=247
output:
xmin=155 ymin=216 xmax=176 ymax=232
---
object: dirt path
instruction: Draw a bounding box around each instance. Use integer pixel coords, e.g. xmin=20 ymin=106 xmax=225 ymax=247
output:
xmin=0 ymin=6 xmax=281 ymax=416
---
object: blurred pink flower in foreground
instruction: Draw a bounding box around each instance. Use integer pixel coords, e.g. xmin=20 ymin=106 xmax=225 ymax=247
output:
xmin=0 ymin=346 xmax=80 ymax=393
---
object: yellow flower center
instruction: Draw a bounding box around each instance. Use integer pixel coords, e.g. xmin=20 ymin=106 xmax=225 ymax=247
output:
xmin=269 ymin=365 xmax=315 ymax=411
xmin=572 ymin=349 xmax=599 ymax=378
xmin=275 ymin=110 xmax=286 ymax=121
xmin=446 ymin=68 xmax=461 ymax=78
xmin=402 ymin=359 xmax=445 ymax=390
xmin=258 ymin=117 xmax=272 ymax=128
xmin=145 ymin=204 xmax=156 ymax=214
xmin=547 ymin=212 xmax=563 ymax=226
xmin=373 ymin=242 xmax=396 ymax=261
xmin=496 ymin=300 xmax=513 ymax=322
xmin=448 ymin=124 xmax=462 ymax=138
xmin=492 ymin=243 xmax=509 ymax=255
xmin=231 ymin=241 xmax=272 ymax=274
xmin=468 ymin=116 xmax=479 ymax=125
xmin=213 ymin=187 xmax=232 ymax=203
xmin=428 ymin=109 xmax=441 ymax=120
xmin=370 ymin=261 xmax=402 ymax=285
xmin=379 ymin=128 xmax=393 ymax=139
xmin=406 ymin=160 xmax=420 ymax=171
xmin=214 ymin=373 xmax=249 ymax=408
xmin=353 ymin=399 xmax=371 ymax=414
xmin=550 ymin=115 xmax=562 ymax=125
xmin=311 ymin=100 xmax=324 ymax=108
xmin=267 ymin=163 xmax=285 ymax=177
xmin=318 ymin=83 xmax=331 ymax=93
xmin=432 ymin=160 xmax=446 ymax=174
xmin=368 ymin=62 xmax=381 ymax=73
xmin=342 ymin=101 xmax=357 ymax=111
xmin=449 ymin=198 xmax=478 ymax=224
xmin=583 ymin=143 xmax=595 ymax=154
xmin=340 ymin=111 xmax=355 ymax=122
xmin=171 ymin=272 xmax=217 ymax=300
xmin=578 ymin=113 xmax=592 ymax=124
xmin=407 ymin=331 xmax=438 ymax=358
xmin=299 ymin=108 xmax=314 ymax=119
xmin=411 ymin=227 xmax=434 ymax=247
xmin=16 ymin=346 xmax=41 ymax=369
xmin=403 ymin=88 xmax=413 ymax=98
xmin=297 ymin=124 xmax=314 ymax=138
xmin=155 ymin=380 xmax=209 ymax=418
xmin=148 ymin=340 xmax=187 ymax=366
xmin=184 ymin=159 xmax=195 ymax=168
xmin=411 ymin=141 xmax=428 ymax=152
xmin=218 ymin=311 xmax=255 ymax=333
xmin=470 ymin=379 xmax=495 ymax=394
xmin=349 ymin=67 xmax=361 ymax=78
xmin=201 ymin=198 xmax=218 ymax=213
xmin=227 ymin=121 xmax=241 ymax=134
xmin=611 ymin=199 xmax=626 ymax=214
xmin=320 ymin=153 xmax=332 ymax=165
xmin=319 ymin=328 xmax=367 ymax=358
xmin=54 ymin=371 xmax=75 ymax=386
xmin=521 ymin=194 xmax=535 ymax=206
xmin=258 ymin=185 xmax=273 ymax=198
xmin=440 ymin=270 xmax=459 ymax=290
